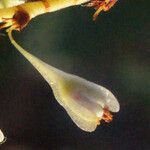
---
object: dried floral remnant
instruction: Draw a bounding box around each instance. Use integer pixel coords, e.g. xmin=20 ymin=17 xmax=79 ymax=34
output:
xmin=85 ymin=0 xmax=118 ymax=20
xmin=0 ymin=9 xmax=30 ymax=31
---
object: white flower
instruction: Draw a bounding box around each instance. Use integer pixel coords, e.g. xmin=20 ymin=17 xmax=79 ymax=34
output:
xmin=49 ymin=70 xmax=120 ymax=132
xmin=8 ymin=30 xmax=120 ymax=132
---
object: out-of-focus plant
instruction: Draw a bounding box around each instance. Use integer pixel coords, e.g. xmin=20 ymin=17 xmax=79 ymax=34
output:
xmin=0 ymin=129 xmax=6 ymax=144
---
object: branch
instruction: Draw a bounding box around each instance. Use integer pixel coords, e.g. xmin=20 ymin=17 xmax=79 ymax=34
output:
xmin=0 ymin=0 xmax=90 ymax=23
xmin=0 ymin=0 xmax=117 ymax=30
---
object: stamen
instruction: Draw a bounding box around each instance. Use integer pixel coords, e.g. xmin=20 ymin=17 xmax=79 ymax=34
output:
xmin=84 ymin=0 xmax=118 ymax=20
xmin=102 ymin=107 xmax=113 ymax=122
xmin=0 ymin=8 xmax=30 ymax=31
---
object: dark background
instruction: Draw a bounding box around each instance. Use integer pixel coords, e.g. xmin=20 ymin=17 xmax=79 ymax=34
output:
xmin=0 ymin=0 xmax=149 ymax=150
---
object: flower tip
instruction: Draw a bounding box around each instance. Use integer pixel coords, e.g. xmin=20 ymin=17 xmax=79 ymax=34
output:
xmin=104 ymin=90 xmax=120 ymax=113
xmin=102 ymin=107 xmax=113 ymax=123
xmin=51 ymin=73 xmax=120 ymax=132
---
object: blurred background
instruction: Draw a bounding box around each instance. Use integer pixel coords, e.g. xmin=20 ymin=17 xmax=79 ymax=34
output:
xmin=0 ymin=0 xmax=149 ymax=150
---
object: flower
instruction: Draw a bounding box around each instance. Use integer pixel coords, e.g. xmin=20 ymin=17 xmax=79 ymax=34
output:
xmin=8 ymin=30 xmax=120 ymax=132
xmin=50 ymin=70 xmax=120 ymax=132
